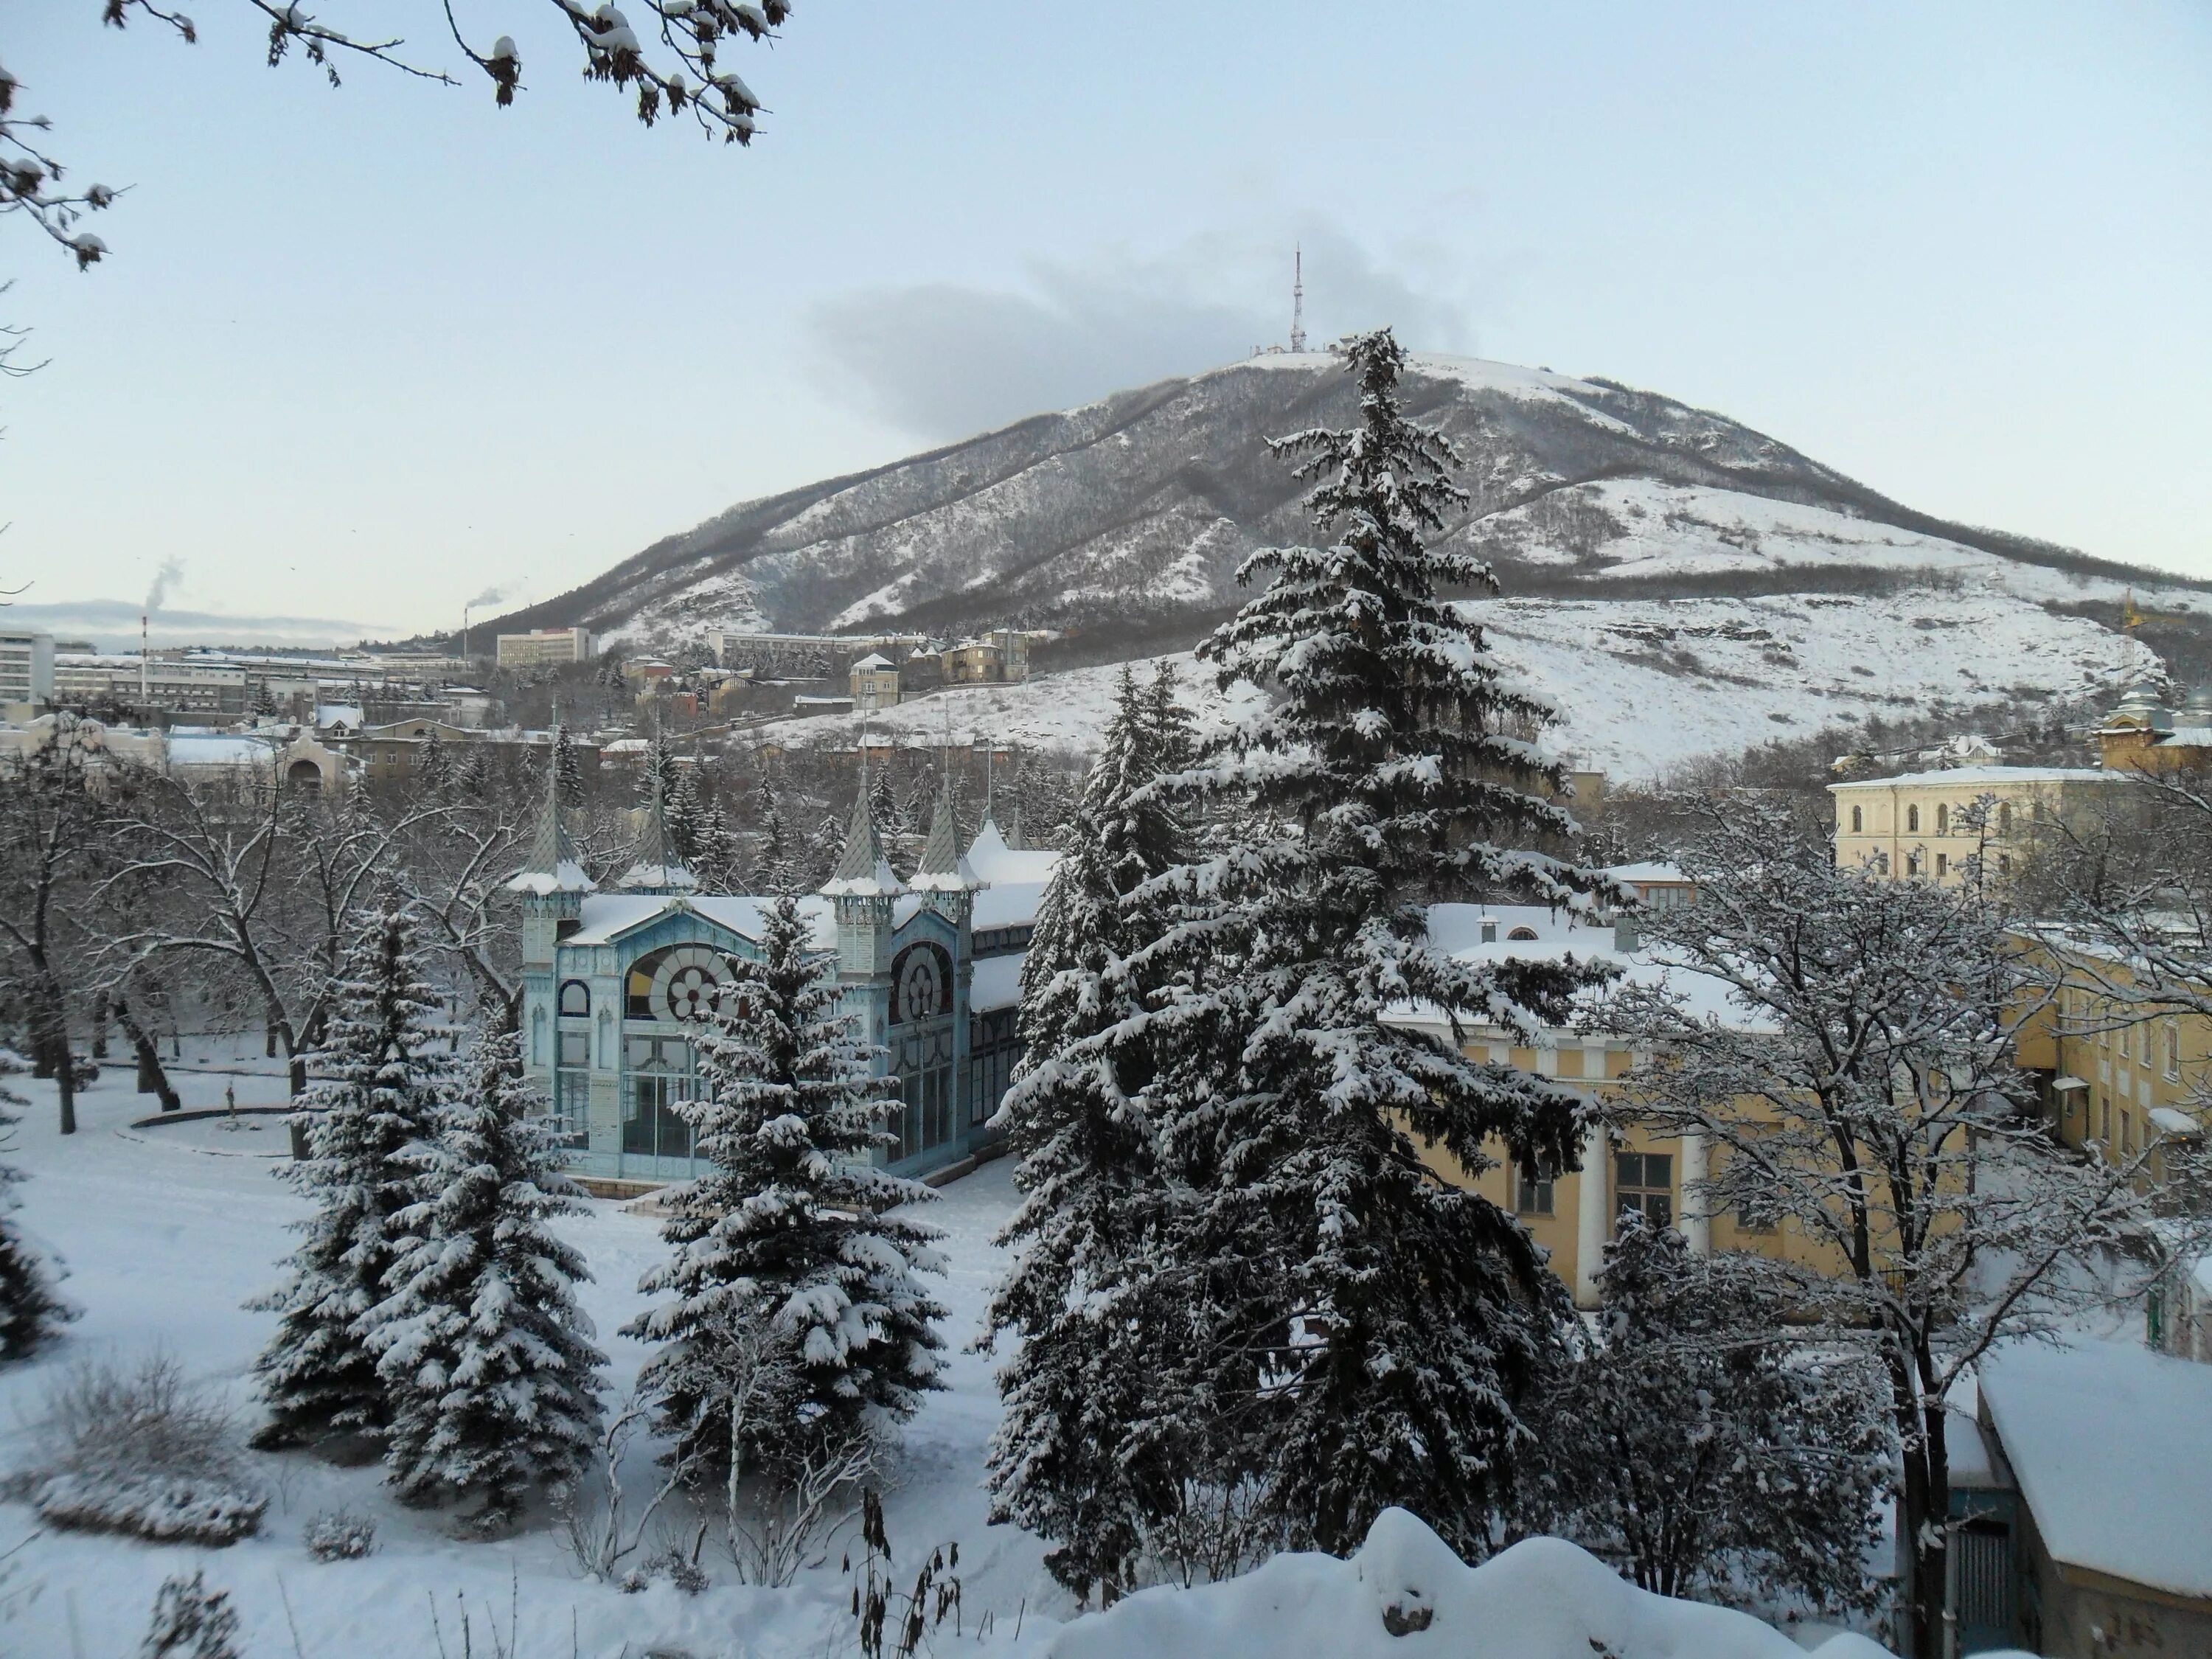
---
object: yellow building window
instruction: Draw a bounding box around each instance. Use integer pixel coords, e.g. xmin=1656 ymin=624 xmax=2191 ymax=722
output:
xmin=1849 ymin=804 xmax=1863 ymax=833
xmin=1515 ymin=1170 xmax=1554 ymax=1217
xmin=1907 ymin=804 xmax=1921 ymax=833
xmin=1614 ymin=1152 xmax=1672 ymax=1229
xmin=1935 ymin=803 xmax=1950 ymax=835
xmin=2166 ymin=1022 xmax=2182 ymax=1081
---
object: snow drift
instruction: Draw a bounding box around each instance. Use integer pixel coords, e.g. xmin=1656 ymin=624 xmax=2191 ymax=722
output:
xmin=1033 ymin=1509 xmax=1893 ymax=1659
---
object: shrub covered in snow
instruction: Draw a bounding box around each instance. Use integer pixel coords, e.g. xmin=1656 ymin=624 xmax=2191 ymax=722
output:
xmin=302 ymin=1508 xmax=378 ymax=1561
xmin=139 ymin=1571 xmax=242 ymax=1659
xmin=26 ymin=1353 xmax=265 ymax=1545
xmin=0 ymin=1051 xmax=72 ymax=1361
xmin=621 ymin=1546 xmax=709 ymax=1596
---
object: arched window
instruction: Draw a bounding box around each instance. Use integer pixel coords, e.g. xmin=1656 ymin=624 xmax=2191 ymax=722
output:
xmin=1935 ymin=803 xmax=1949 ymax=836
xmin=1849 ymin=804 xmax=1863 ymax=834
xmin=1506 ymin=927 xmax=1540 ymax=942
xmin=1907 ymin=804 xmax=1921 ymax=834
xmin=559 ymin=980 xmax=591 ymax=1018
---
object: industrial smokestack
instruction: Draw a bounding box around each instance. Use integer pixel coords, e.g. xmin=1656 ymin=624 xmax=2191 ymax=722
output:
xmin=140 ymin=613 xmax=150 ymax=703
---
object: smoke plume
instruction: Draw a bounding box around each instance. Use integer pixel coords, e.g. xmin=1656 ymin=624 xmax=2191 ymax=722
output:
xmin=144 ymin=558 xmax=184 ymax=615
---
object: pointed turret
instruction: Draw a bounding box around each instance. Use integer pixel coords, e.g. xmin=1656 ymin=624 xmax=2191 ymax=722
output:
xmin=821 ymin=752 xmax=904 ymax=898
xmin=910 ymin=770 xmax=979 ymax=897
xmin=618 ymin=758 xmax=698 ymax=894
xmin=507 ymin=730 xmax=595 ymax=897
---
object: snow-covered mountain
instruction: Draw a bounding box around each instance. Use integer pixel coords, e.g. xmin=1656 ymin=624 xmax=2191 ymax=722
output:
xmin=491 ymin=352 xmax=2209 ymax=771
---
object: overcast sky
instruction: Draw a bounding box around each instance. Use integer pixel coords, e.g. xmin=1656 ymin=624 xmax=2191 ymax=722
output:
xmin=4 ymin=1 xmax=2208 ymax=642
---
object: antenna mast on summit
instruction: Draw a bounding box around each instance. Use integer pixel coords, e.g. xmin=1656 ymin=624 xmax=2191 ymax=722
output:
xmin=1290 ymin=244 xmax=1307 ymax=353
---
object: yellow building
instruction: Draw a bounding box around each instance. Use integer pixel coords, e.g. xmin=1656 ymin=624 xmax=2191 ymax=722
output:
xmin=1829 ymin=764 xmax=2132 ymax=886
xmin=1394 ymin=905 xmax=1853 ymax=1307
xmin=2098 ymin=681 xmax=2212 ymax=775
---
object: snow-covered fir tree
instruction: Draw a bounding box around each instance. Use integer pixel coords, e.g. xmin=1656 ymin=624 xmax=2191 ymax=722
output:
xmin=361 ymin=1026 xmax=605 ymax=1531
xmin=0 ymin=1052 xmax=72 ymax=1361
xmin=552 ymin=723 xmax=585 ymax=809
xmin=623 ymin=896 xmax=945 ymax=1480
xmin=249 ymin=901 xmax=453 ymax=1449
xmin=1516 ymin=1214 xmax=1888 ymax=1611
xmin=984 ymin=664 xmax=1195 ymax=1601
xmin=1120 ymin=329 xmax=1613 ymax=1564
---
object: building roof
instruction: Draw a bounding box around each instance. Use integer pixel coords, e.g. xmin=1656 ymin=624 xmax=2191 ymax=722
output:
xmin=565 ymin=892 xmax=837 ymax=950
xmin=1602 ymin=860 xmax=1691 ymax=886
xmin=1980 ymin=1340 xmax=2212 ymax=1602
xmin=821 ymin=767 xmax=904 ymax=897
xmin=507 ymin=737 xmax=597 ymax=896
xmin=850 ymin=653 xmax=893 ymax=671
xmin=1829 ymin=765 xmax=2122 ymax=790
xmin=970 ymin=952 xmax=1025 ymax=1012
xmin=909 ymin=778 xmax=981 ymax=893
xmin=973 ymin=880 xmax=1049 ymax=933
xmin=166 ymin=734 xmax=275 ymax=768
xmin=966 ymin=817 xmax=1060 ymax=886
xmin=1412 ymin=903 xmax=1757 ymax=1031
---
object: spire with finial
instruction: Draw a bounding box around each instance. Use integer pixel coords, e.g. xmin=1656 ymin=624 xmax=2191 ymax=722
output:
xmin=821 ymin=730 xmax=903 ymax=897
xmin=911 ymin=765 xmax=978 ymax=894
xmin=507 ymin=723 xmax=595 ymax=894
xmin=619 ymin=750 xmax=698 ymax=894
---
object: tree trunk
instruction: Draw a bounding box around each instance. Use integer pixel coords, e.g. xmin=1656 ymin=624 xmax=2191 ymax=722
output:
xmin=90 ymin=989 xmax=109 ymax=1060
xmin=265 ymin=1023 xmax=277 ymax=1059
xmin=114 ymin=998 xmax=181 ymax=1112
xmin=1897 ymin=1391 xmax=1952 ymax=1659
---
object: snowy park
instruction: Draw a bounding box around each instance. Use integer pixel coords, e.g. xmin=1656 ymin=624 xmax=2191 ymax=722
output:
xmin=0 ymin=1057 xmax=1907 ymax=1659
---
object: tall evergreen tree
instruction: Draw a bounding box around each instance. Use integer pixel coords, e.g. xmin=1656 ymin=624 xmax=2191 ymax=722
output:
xmin=0 ymin=1053 xmax=72 ymax=1361
xmin=249 ymin=902 xmax=453 ymax=1449
xmin=552 ymin=723 xmax=585 ymax=809
xmin=362 ymin=1027 xmax=606 ymax=1531
xmin=985 ymin=666 xmax=1193 ymax=1601
xmin=623 ymin=897 xmax=945 ymax=1478
xmin=1125 ymin=330 xmax=1611 ymax=1561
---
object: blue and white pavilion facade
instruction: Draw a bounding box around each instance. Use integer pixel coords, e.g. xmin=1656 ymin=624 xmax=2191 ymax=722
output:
xmin=507 ymin=757 xmax=1052 ymax=1187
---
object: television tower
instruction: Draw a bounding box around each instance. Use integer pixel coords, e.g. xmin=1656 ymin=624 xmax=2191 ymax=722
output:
xmin=1289 ymin=243 xmax=1307 ymax=354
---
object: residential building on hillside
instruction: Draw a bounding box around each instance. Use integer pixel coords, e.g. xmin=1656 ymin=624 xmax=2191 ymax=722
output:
xmin=1829 ymin=765 xmax=2131 ymax=886
xmin=495 ymin=626 xmax=595 ymax=669
xmin=850 ymin=652 xmax=902 ymax=712
xmin=509 ymin=763 xmax=1043 ymax=1192
xmin=2098 ymin=681 xmax=2212 ymax=774
xmin=717 ymin=630 xmax=929 ymax=678
xmin=941 ymin=628 xmax=1032 ymax=685
xmin=0 ymin=630 xmax=56 ymax=707
xmin=335 ymin=718 xmax=596 ymax=788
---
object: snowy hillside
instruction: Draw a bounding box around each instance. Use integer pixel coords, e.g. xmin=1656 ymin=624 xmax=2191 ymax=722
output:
xmin=488 ymin=349 xmax=2208 ymax=658
xmin=751 ymin=587 xmax=2154 ymax=781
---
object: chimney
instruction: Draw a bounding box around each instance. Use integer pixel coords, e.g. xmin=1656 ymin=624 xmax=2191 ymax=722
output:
xmin=140 ymin=613 xmax=150 ymax=703
xmin=1480 ymin=916 xmax=1498 ymax=945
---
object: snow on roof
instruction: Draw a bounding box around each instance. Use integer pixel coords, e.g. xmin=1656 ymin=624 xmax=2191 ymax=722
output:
xmin=1979 ymin=1340 xmax=2212 ymax=1601
xmin=1829 ymin=765 xmax=2122 ymax=790
xmin=821 ymin=857 xmax=905 ymax=899
xmin=1041 ymin=1505 xmax=1889 ymax=1659
xmin=973 ymin=880 xmax=1048 ymax=933
xmin=850 ymin=652 xmax=893 ymax=670
xmin=1602 ymin=860 xmax=1690 ymax=886
xmin=564 ymin=893 xmax=835 ymax=949
xmin=965 ymin=819 xmax=1060 ymax=886
xmin=314 ymin=703 xmax=364 ymax=727
xmin=1411 ymin=904 xmax=1756 ymax=1032
xmin=970 ymin=952 xmax=1025 ymax=1013
xmin=166 ymin=735 xmax=275 ymax=768
xmin=2149 ymin=1106 xmax=2202 ymax=1138
xmin=506 ymin=860 xmax=594 ymax=897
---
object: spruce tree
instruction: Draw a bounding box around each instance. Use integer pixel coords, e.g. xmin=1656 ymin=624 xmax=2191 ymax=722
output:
xmin=363 ymin=1027 xmax=606 ymax=1531
xmin=1128 ymin=329 xmax=1611 ymax=1561
xmin=985 ymin=666 xmax=1192 ymax=1601
xmin=552 ymin=723 xmax=584 ymax=808
xmin=623 ymin=897 xmax=945 ymax=1479
xmin=249 ymin=902 xmax=453 ymax=1449
xmin=0 ymin=1054 xmax=72 ymax=1361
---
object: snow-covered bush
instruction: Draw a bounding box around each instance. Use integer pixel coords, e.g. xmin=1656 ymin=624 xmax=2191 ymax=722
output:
xmin=1515 ymin=1215 xmax=1889 ymax=1613
xmin=302 ymin=1507 xmax=378 ymax=1561
xmin=27 ymin=1353 xmax=264 ymax=1545
xmin=621 ymin=1546 xmax=709 ymax=1596
xmin=139 ymin=1571 xmax=241 ymax=1659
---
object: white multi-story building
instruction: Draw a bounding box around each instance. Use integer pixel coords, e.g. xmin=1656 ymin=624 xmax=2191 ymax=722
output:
xmin=0 ymin=631 xmax=56 ymax=706
xmin=495 ymin=627 xmax=596 ymax=669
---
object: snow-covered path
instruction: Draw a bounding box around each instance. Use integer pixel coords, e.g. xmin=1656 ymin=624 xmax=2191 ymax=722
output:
xmin=0 ymin=1062 xmax=1055 ymax=1658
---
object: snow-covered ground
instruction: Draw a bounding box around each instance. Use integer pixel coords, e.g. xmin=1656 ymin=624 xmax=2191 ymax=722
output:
xmin=745 ymin=586 xmax=2154 ymax=781
xmin=0 ymin=1062 xmax=1893 ymax=1656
